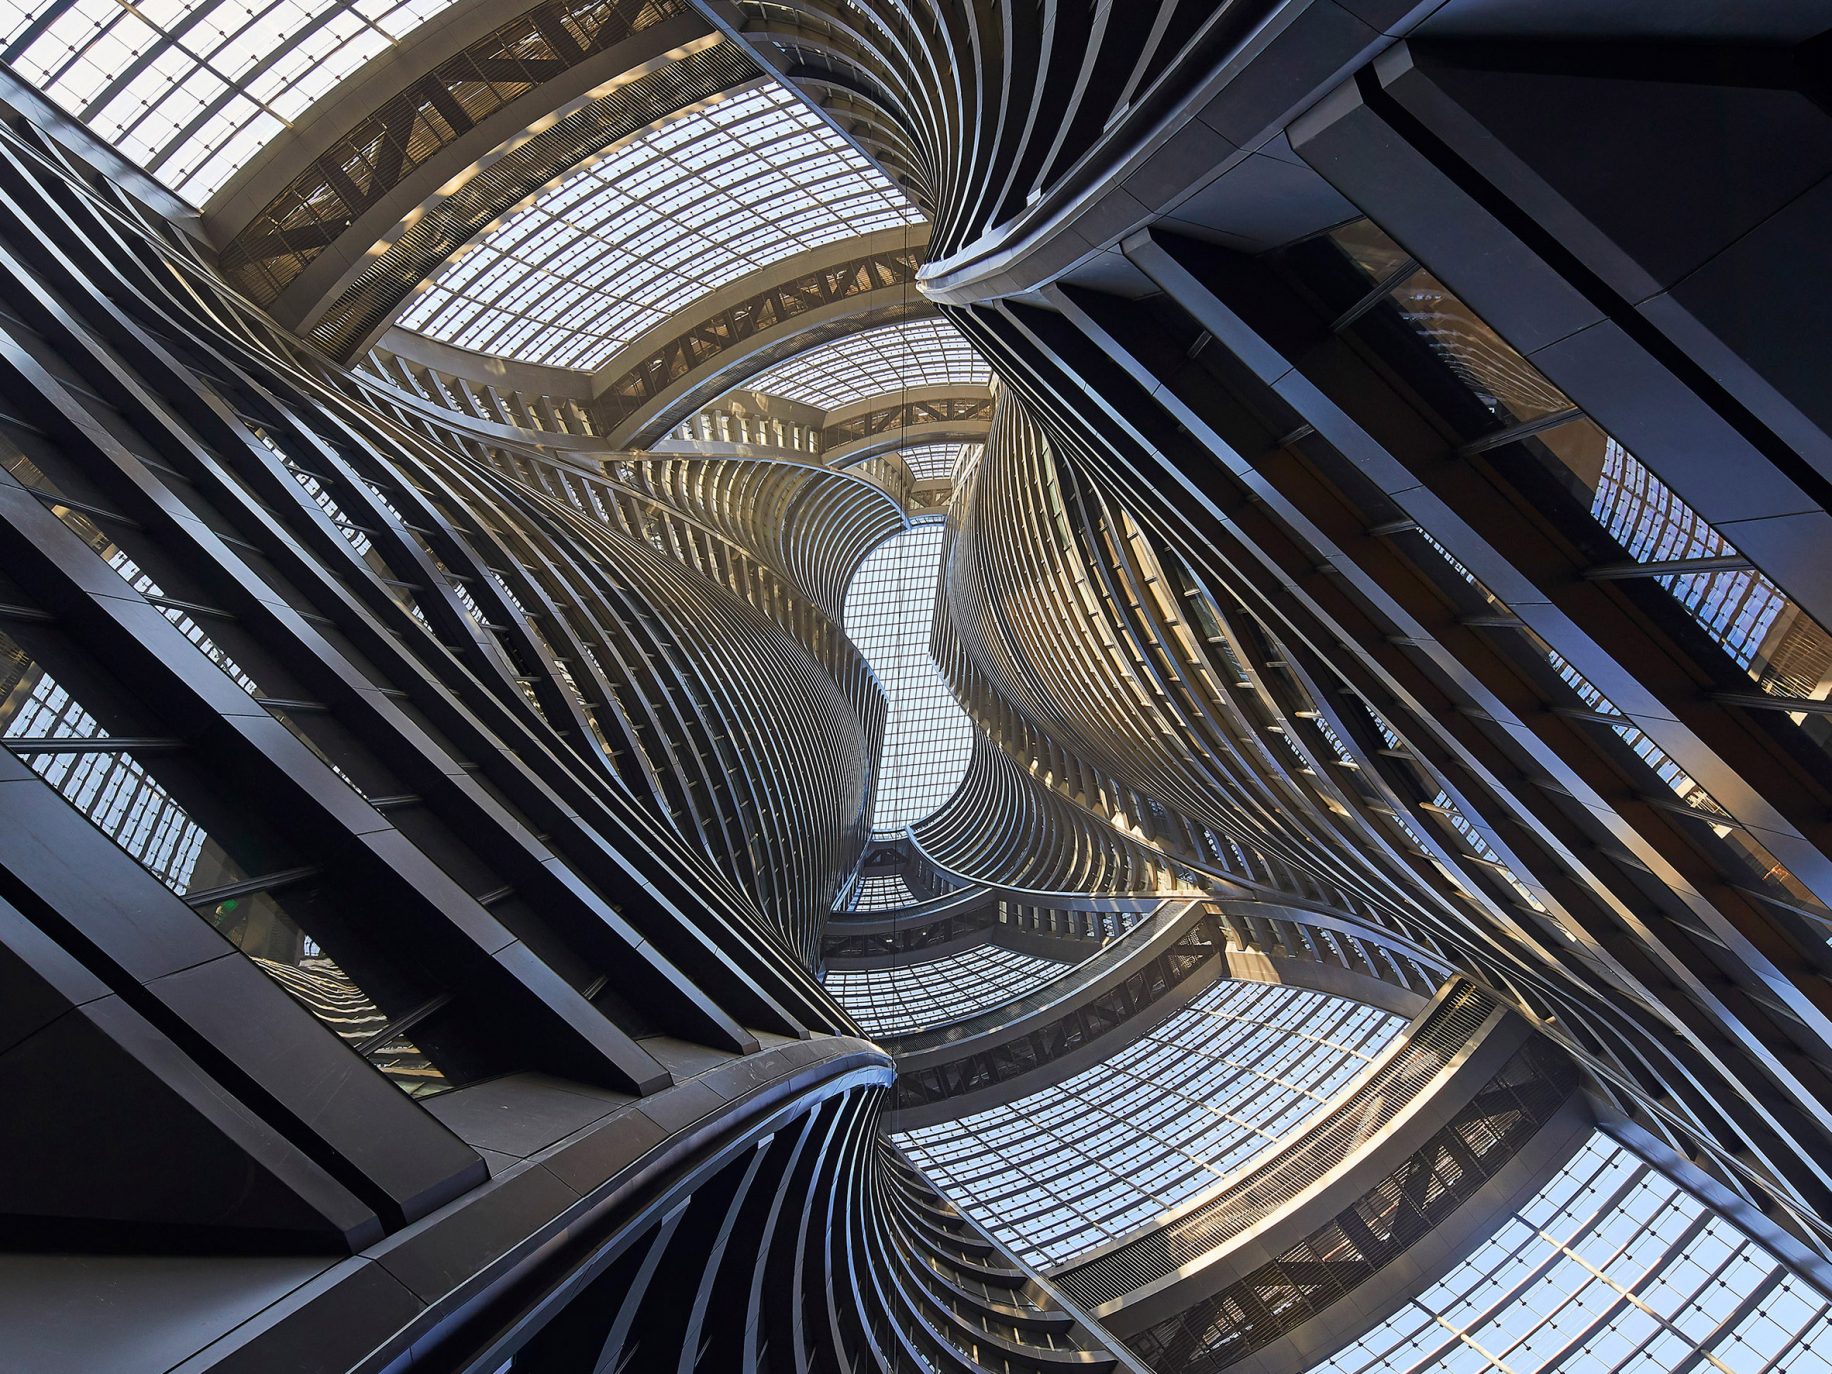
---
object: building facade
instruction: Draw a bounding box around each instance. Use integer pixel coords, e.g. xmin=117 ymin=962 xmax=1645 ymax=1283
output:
xmin=2 ymin=2 xmax=1831 ymax=1371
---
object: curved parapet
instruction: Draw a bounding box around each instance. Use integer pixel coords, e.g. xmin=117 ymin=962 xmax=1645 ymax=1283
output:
xmin=611 ymin=453 xmax=904 ymax=621
xmin=944 ymin=391 xmax=1453 ymax=924
xmin=717 ymin=0 xmax=1274 ymax=267
xmin=248 ymin=351 xmax=892 ymax=964
xmin=475 ymin=456 xmax=883 ymax=961
xmin=13 ymin=1 xmax=1832 ymax=1369
xmin=792 ymin=0 xmax=1832 ymax=1258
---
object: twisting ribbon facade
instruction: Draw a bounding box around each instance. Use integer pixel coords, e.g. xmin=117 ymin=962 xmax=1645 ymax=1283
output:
xmin=5 ymin=3 xmax=1832 ymax=1373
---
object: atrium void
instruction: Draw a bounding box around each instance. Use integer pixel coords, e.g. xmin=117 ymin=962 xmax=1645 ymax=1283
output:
xmin=1 ymin=4 xmax=1831 ymax=1374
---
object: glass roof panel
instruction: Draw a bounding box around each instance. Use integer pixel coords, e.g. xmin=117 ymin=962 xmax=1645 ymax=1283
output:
xmin=1 ymin=0 xmax=448 ymax=202
xmin=825 ymin=943 xmax=1074 ymax=1038
xmin=889 ymin=441 xmax=982 ymax=482
xmin=895 ymin=980 xmax=1406 ymax=1269
xmin=845 ymin=871 xmax=918 ymax=911
xmin=844 ymin=519 xmax=974 ymax=833
xmin=397 ymin=79 xmax=923 ymax=371
xmin=1308 ymin=1130 xmax=1832 ymax=1374
xmin=747 ymin=317 xmax=990 ymax=411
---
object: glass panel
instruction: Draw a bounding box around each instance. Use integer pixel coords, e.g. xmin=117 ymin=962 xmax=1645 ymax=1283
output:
xmin=0 ymin=626 xmax=244 ymax=888
xmin=397 ymin=79 xmax=922 ymax=371
xmin=843 ymin=519 xmax=975 ymax=832
xmin=895 ymin=980 xmax=1406 ymax=1269
xmin=1552 ymin=677 xmax=1825 ymax=920
xmin=890 ymin=441 xmax=981 ymax=483
xmin=1307 ymin=1130 xmax=1832 ymax=1374
xmin=1382 ymin=269 xmax=1571 ymax=425
xmin=0 ymin=633 xmax=447 ymax=1095
xmin=1 ymin=439 xmax=263 ymax=697
xmin=846 ymin=871 xmax=918 ymax=911
xmin=823 ymin=942 xmax=1074 ymax=1037
xmin=202 ymin=886 xmax=449 ymax=1097
xmin=18 ymin=746 xmax=248 ymax=896
xmin=1521 ymin=419 xmax=1832 ymax=704
xmin=746 ymin=317 xmax=991 ymax=412
xmin=0 ymin=0 xmax=451 ymax=202
xmin=1327 ymin=220 xmax=1411 ymax=288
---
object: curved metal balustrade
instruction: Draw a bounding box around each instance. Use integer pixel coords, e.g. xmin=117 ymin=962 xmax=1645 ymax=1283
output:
xmin=944 ymin=390 xmax=1487 ymax=929
xmin=719 ymin=0 xmax=1278 ymax=266
xmin=643 ymin=0 xmax=1832 ymax=1261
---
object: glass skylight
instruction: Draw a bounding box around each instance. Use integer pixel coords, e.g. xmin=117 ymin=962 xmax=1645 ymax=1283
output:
xmin=397 ymin=79 xmax=923 ymax=370
xmin=825 ymin=943 xmax=1073 ymax=1038
xmin=890 ymin=441 xmax=982 ymax=482
xmin=844 ymin=519 xmax=975 ymax=833
xmin=746 ymin=317 xmax=990 ymax=411
xmin=846 ymin=871 xmax=919 ymax=911
xmin=895 ymin=981 xmax=1405 ymax=1269
xmin=1309 ymin=1130 xmax=1832 ymax=1374
xmin=1 ymin=0 xmax=448 ymax=203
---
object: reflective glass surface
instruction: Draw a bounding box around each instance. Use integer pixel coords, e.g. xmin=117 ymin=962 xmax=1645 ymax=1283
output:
xmin=1 ymin=662 xmax=229 ymax=894
xmin=202 ymin=885 xmax=448 ymax=1096
xmin=1383 ymin=268 xmax=1571 ymax=425
xmin=747 ymin=317 xmax=990 ymax=411
xmin=844 ymin=520 xmax=975 ymax=832
xmin=0 ymin=634 xmax=446 ymax=1095
xmin=1529 ymin=421 xmax=1832 ymax=700
xmin=398 ymin=80 xmax=921 ymax=370
xmin=1334 ymin=230 xmax=1832 ymax=716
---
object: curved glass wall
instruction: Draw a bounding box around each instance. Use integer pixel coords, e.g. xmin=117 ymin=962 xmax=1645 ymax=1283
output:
xmin=396 ymin=79 xmax=921 ymax=370
xmin=844 ymin=520 xmax=975 ymax=832
xmin=896 ymin=980 xmax=1406 ymax=1269
xmin=1 ymin=0 xmax=448 ymax=201
xmin=825 ymin=943 xmax=1074 ymax=1038
xmin=1309 ymin=1130 xmax=1832 ymax=1374
xmin=747 ymin=317 xmax=990 ymax=410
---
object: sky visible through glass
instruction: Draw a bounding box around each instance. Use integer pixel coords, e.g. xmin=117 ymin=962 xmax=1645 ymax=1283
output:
xmin=399 ymin=79 xmax=922 ymax=370
xmin=825 ymin=943 xmax=1072 ymax=1037
xmin=748 ymin=317 xmax=990 ymax=411
xmin=1 ymin=0 xmax=448 ymax=202
xmin=844 ymin=519 xmax=974 ymax=833
xmin=896 ymin=980 xmax=1405 ymax=1269
xmin=1309 ymin=1129 xmax=1832 ymax=1374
